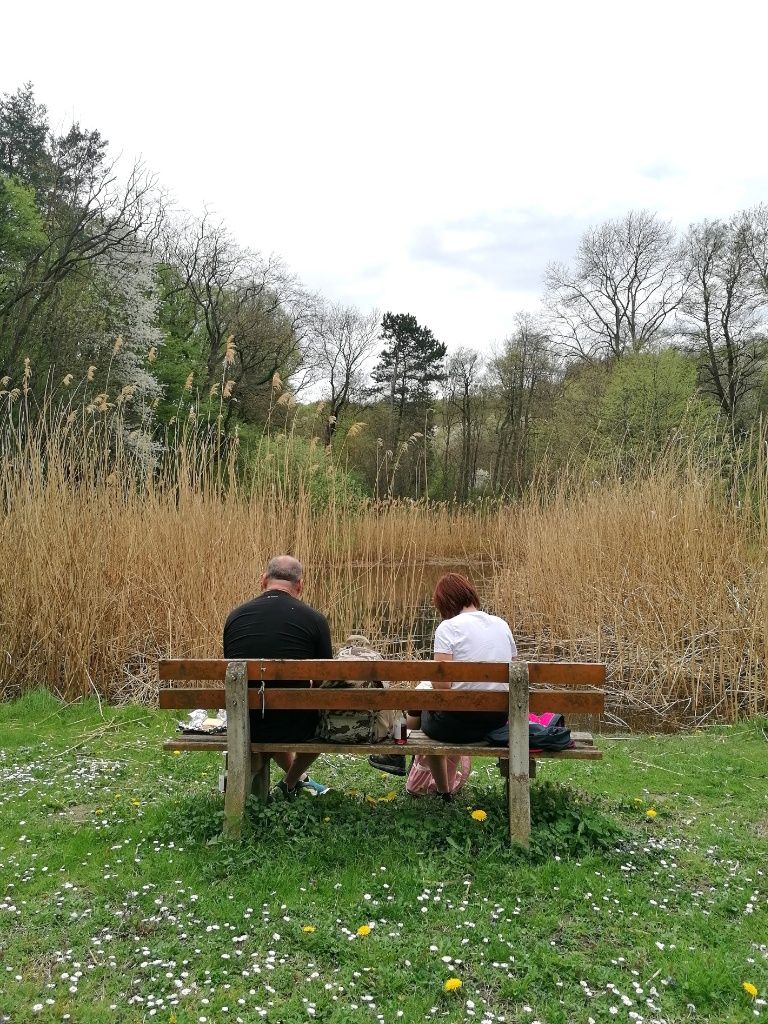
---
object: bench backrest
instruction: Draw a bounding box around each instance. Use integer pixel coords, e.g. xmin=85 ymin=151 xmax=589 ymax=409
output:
xmin=158 ymin=660 xmax=605 ymax=715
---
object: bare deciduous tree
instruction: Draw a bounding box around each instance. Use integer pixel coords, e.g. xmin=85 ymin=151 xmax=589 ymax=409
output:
xmin=741 ymin=203 xmax=768 ymax=295
xmin=440 ymin=347 xmax=486 ymax=500
xmin=161 ymin=215 xmax=313 ymax=424
xmin=545 ymin=210 xmax=684 ymax=362
xmin=680 ymin=217 xmax=767 ymax=422
xmin=307 ymin=301 xmax=379 ymax=443
xmin=488 ymin=314 xmax=556 ymax=493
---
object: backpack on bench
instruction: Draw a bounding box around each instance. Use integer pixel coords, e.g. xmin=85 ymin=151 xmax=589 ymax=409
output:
xmin=315 ymin=636 xmax=396 ymax=744
xmin=485 ymin=712 xmax=574 ymax=752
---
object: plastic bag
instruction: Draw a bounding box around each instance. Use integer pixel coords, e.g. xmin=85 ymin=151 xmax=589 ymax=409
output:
xmin=177 ymin=709 xmax=227 ymax=734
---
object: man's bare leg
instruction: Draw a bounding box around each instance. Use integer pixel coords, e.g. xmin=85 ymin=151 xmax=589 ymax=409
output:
xmin=283 ymin=752 xmax=321 ymax=789
xmin=273 ymin=752 xmax=293 ymax=773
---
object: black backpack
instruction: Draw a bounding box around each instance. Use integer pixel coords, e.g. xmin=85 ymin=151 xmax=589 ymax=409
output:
xmin=485 ymin=720 xmax=574 ymax=752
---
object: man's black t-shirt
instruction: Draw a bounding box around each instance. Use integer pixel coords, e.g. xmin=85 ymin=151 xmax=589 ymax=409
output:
xmin=224 ymin=589 xmax=332 ymax=661
xmin=223 ymin=589 xmax=332 ymax=742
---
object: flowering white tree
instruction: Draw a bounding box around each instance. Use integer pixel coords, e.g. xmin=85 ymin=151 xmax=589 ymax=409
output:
xmin=90 ymin=242 xmax=165 ymax=457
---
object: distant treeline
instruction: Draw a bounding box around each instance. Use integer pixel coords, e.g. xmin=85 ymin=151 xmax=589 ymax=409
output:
xmin=1 ymin=83 xmax=766 ymax=499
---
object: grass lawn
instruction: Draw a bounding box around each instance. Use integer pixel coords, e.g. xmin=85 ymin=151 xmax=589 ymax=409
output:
xmin=1 ymin=692 xmax=767 ymax=1024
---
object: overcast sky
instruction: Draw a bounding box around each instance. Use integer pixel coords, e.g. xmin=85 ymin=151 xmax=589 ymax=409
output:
xmin=4 ymin=0 xmax=768 ymax=353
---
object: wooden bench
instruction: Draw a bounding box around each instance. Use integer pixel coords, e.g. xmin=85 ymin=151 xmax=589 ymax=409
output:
xmin=159 ymin=658 xmax=605 ymax=847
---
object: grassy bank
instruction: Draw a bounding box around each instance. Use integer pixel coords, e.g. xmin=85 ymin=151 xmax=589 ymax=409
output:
xmin=1 ymin=691 xmax=767 ymax=1023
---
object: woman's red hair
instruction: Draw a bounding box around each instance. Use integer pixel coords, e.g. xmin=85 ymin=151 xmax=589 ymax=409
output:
xmin=433 ymin=573 xmax=480 ymax=620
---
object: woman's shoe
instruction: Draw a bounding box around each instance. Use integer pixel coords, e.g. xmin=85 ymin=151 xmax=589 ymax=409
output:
xmin=368 ymin=754 xmax=408 ymax=776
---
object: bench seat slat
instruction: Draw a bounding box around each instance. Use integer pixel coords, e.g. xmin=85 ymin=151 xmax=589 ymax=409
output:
xmin=159 ymin=687 xmax=604 ymax=715
xmin=159 ymin=659 xmax=605 ymax=686
xmin=161 ymin=731 xmax=601 ymax=760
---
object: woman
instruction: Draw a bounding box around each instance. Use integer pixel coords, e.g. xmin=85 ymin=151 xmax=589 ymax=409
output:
xmin=416 ymin=572 xmax=517 ymax=799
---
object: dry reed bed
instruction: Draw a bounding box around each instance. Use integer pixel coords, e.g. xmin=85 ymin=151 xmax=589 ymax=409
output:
xmin=1 ymin=398 xmax=766 ymax=719
xmin=493 ymin=470 xmax=768 ymax=720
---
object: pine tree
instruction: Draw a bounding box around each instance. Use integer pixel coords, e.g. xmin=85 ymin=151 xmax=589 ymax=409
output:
xmin=0 ymin=83 xmax=49 ymax=191
xmin=371 ymin=312 xmax=446 ymax=448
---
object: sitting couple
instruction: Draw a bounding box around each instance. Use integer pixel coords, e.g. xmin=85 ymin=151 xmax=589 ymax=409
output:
xmin=223 ymin=555 xmax=517 ymax=800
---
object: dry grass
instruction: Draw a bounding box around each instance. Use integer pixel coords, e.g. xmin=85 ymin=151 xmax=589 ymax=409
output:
xmin=1 ymin=384 xmax=766 ymax=721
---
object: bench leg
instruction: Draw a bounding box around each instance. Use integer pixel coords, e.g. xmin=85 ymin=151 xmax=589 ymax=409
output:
xmin=250 ymin=753 xmax=270 ymax=802
xmin=507 ymin=663 xmax=531 ymax=849
xmin=224 ymin=661 xmax=250 ymax=836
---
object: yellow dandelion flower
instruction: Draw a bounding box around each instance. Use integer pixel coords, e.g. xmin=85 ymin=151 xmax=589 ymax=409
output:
xmin=323 ymin=817 xmax=331 ymax=823
xmin=443 ymin=977 xmax=462 ymax=992
xmin=172 ymin=750 xmax=181 ymax=756
xmin=743 ymin=982 xmax=758 ymax=998
xmin=378 ymin=792 xmax=397 ymax=803
xmin=471 ymin=809 xmax=487 ymax=822
xmin=356 ymin=925 xmax=372 ymax=936
xmin=302 ymin=925 xmax=316 ymax=933
xmin=646 ymin=808 xmax=657 ymax=818
xmin=130 ymin=799 xmax=141 ymax=807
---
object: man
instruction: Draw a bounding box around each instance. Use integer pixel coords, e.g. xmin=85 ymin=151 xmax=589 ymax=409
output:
xmin=223 ymin=555 xmax=330 ymax=797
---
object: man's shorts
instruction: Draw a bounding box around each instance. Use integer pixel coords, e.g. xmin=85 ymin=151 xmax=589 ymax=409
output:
xmin=248 ymin=709 xmax=319 ymax=744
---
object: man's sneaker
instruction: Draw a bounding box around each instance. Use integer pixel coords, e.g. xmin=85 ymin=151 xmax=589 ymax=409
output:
xmin=274 ymin=779 xmax=299 ymax=800
xmin=368 ymin=754 xmax=408 ymax=777
xmin=298 ymin=777 xmax=330 ymax=796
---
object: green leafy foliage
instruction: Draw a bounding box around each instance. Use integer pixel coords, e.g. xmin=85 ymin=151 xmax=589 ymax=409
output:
xmin=241 ymin=430 xmax=367 ymax=508
xmin=599 ymin=349 xmax=719 ymax=457
xmin=0 ymin=174 xmax=46 ymax=260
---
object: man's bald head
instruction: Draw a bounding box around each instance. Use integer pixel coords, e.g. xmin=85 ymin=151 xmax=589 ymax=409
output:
xmin=261 ymin=555 xmax=304 ymax=596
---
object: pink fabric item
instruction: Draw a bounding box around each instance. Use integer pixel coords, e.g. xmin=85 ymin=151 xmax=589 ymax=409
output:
xmin=529 ymin=712 xmax=563 ymax=727
xmin=406 ymin=754 xmax=472 ymax=796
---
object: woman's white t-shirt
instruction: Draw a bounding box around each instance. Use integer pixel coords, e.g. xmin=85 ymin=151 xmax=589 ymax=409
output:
xmin=433 ymin=610 xmax=517 ymax=690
